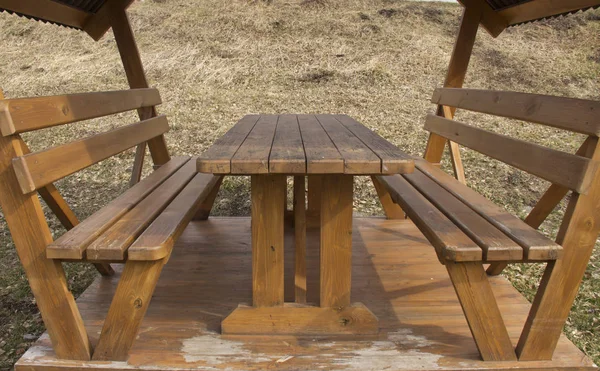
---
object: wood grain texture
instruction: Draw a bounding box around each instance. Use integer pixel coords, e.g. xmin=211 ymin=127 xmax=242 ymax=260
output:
xmin=404 ymin=170 xmax=522 ymax=262
xmin=416 ymin=160 xmax=561 ymax=261
xmin=499 ymin=0 xmax=600 ymax=26
xmin=316 ymin=115 xmax=380 ymax=174
xmin=371 ymin=175 xmax=405 ymax=219
xmin=47 ymin=157 xmax=189 ymax=260
xmin=197 ymin=115 xmax=259 ymax=173
xmin=232 ymin=115 xmax=278 ymax=174
xmin=110 ymin=6 xmax=170 ymax=166
xmin=222 ymin=303 xmax=378 ymax=335
xmin=13 ymin=218 xmax=597 ymax=371
xmin=12 ymin=116 xmax=170 ymax=194
xmin=92 ymin=259 xmax=166 ymax=361
xmin=269 ymin=115 xmax=305 ymax=174
xmin=251 ymin=175 xmax=286 ymax=307
xmin=446 ymin=262 xmax=517 ymax=361
xmin=83 ymin=0 xmax=135 ymax=41
xmin=335 ymin=114 xmax=414 ymax=174
xmin=298 ymin=115 xmax=344 ymax=174
xmin=432 ymin=88 xmax=600 ymax=136
xmin=424 ymin=4 xmax=480 ymax=163
xmin=0 ymin=0 xmax=91 ymax=29
xmin=320 ymin=175 xmax=354 ymax=308
xmin=378 ymin=174 xmax=482 ymax=263
xmin=192 ymin=176 xmax=223 ymax=220
xmin=517 ymin=139 xmax=600 ymax=360
xmin=424 ymin=114 xmax=595 ymax=194
xmin=293 ymin=176 xmax=307 ymax=303
xmin=0 ymin=131 xmax=91 ymax=360
xmin=0 ymin=89 xmax=161 ymax=136
xmin=127 ymin=174 xmax=221 ymax=261
xmin=85 ymin=160 xmax=197 ymax=261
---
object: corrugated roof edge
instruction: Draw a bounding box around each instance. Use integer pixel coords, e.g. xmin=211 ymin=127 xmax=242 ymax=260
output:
xmin=0 ymin=8 xmax=81 ymax=30
xmin=510 ymin=5 xmax=600 ymax=27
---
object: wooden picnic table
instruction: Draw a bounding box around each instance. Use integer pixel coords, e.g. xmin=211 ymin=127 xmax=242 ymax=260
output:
xmin=197 ymin=114 xmax=414 ymax=335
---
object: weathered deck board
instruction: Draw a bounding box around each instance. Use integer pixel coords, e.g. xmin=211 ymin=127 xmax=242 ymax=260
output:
xmin=16 ymin=218 xmax=596 ymax=371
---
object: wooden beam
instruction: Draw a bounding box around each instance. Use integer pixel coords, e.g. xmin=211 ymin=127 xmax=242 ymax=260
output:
xmin=192 ymin=176 xmax=223 ymax=220
xmin=82 ymin=0 xmax=135 ymax=41
xmin=424 ymin=5 xmax=481 ymax=164
xmin=499 ymin=0 xmax=600 ymax=26
xmin=320 ymin=175 xmax=354 ymax=308
xmin=371 ymin=175 xmax=405 ymax=219
xmin=0 ymin=0 xmax=91 ymax=29
xmin=251 ymin=175 xmax=285 ymax=307
xmin=517 ymin=138 xmax=600 ymax=360
xmin=457 ymin=0 xmax=508 ymax=37
xmin=424 ymin=114 xmax=596 ymax=194
xmin=12 ymin=116 xmax=169 ymax=194
xmin=432 ymin=88 xmax=600 ymax=136
xmin=446 ymin=262 xmax=517 ymax=361
xmin=293 ymin=176 xmax=307 ymax=304
xmin=109 ymin=5 xmax=171 ymax=169
xmin=0 ymin=123 xmax=91 ymax=360
xmin=0 ymin=89 xmax=161 ymax=136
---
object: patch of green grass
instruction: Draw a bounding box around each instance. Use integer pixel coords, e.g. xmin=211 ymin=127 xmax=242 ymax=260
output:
xmin=1 ymin=0 xmax=599 ymax=368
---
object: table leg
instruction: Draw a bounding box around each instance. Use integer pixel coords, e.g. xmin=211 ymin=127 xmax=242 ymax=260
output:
xmin=320 ymin=175 xmax=353 ymax=308
xmin=293 ymin=176 xmax=307 ymax=304
xmin=251 ymin=175 xmax=285 ymax=307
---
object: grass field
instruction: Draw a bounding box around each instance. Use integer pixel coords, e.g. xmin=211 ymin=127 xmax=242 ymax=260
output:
xmin=0 ymin=0 xmax=599 ymax=369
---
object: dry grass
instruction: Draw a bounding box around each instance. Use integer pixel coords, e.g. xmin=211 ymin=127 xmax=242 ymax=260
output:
xmin=0 ymin=0 xmax=599 ymax=368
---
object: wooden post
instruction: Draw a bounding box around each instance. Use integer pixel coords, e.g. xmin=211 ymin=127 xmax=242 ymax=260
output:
xmin=251 ymin=175 xmax=286 ymax=307
xmin=424 ymin=5 xmax=481 ymax=180
xmin=320 ymin=175 xmax=353 ymax=308
xmin=294 ymin=176 xmax=307 ymax=303
xmin=0 ymin=131 xmax=91 ymax=360
xmin=517 ymin=139 xmax=600 ymax=360
xmin=192 ymin=176 xmax=223 ymax=220
xmin=109 ymin=6 xmax=170 ymax=179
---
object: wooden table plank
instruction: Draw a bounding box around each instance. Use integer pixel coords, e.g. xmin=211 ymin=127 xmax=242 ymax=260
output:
xmin=197 ymin=115 xmax=259 ymax=174
xmin=231 ymin=115 xmax=278 ymax=174
xmin=269 ymin=114 xmax=305 ymax=174
xmin=335 ymin=114 xmax=414 ymax=174
xmin=316 ymin=115 xmax=381 ymax=174
xmin=298 ymin=115 xmax=344 ymax=174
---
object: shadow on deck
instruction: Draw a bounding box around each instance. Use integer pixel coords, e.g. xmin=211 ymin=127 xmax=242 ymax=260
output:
xmin=16 ymin=217 xmax=597 ymax=371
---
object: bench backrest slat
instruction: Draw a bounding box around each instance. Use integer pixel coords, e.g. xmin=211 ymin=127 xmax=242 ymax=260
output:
xmin=424 ymin=114 xmax=595 ymax=193
xmin=0 ymin=88 xmax=161 ymax=136
xmin=431 ymin=88 xmax=600 ymax=136
xmin=12 ymin=115 xmax=170 ymax=194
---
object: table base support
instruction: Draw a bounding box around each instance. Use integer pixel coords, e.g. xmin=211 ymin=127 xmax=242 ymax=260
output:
xmin=221 ymin=303 xmax=379 ymax=335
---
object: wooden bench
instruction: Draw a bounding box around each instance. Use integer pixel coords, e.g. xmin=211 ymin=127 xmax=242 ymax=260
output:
xmin=375 ymin=88 xmax=600 ymax=362
xmin=0 ymin=88 xmax=222 ymax=361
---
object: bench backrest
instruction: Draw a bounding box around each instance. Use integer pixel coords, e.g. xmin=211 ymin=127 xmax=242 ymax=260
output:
xmin=427 ymin=88 xmax=599 ymax=196
xmin=0 ymin=88 xmax=168 ymax=194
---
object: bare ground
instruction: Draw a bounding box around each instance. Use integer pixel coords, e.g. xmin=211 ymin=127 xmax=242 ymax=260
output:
xmin=0 ymin=0 xmax=599 ymax=368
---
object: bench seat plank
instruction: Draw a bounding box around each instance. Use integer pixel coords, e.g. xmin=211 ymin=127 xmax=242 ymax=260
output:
xmin=85 ymin=159 xmax=198 ymax=261
xmin=403 ymin=170 xmax=523 ymax=262
xmin=335 ymin=114 xmax=414 ymax=174
xmin=378 ymin=174 xmax=483 ymax=262
xmin=416 ymin=160 xmax=562 ymax=261
xmin=128 ymin=173 xmax=220 ymax=261
xmin=46 ymin=156 xmax=190 ymax=260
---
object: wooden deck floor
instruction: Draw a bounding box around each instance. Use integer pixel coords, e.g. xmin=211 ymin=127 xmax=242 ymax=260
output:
xmin=17 ymin=217 xmax=597 ymax=371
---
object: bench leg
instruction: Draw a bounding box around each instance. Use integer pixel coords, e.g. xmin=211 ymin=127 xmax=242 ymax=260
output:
xmin=372 ymin=176 xmax=405 ymax=219
xmin=93 ymin=259 xmax=166 ymax=361
xmin=192 ymin=176 xmax=223 ymax=221
xmin=446 ymin=262 xmax=517 ymax=361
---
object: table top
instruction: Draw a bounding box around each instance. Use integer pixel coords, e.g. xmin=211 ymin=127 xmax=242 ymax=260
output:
xmin=197 ymin=114 xmax=414 ymax=175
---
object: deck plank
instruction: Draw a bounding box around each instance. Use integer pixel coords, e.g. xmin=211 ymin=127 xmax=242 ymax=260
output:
xmin=17 ymin=218 xmax=595 ymax=371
